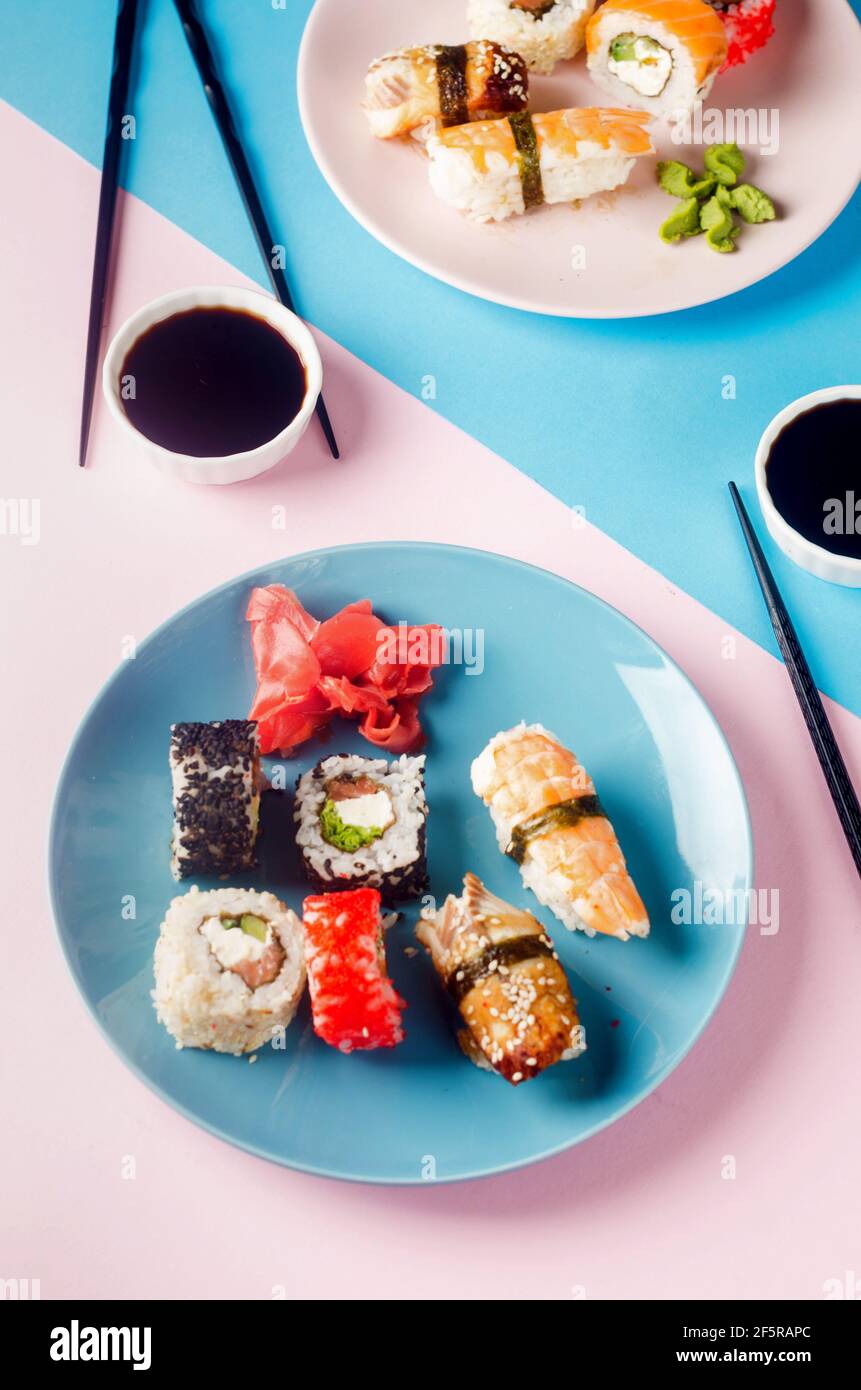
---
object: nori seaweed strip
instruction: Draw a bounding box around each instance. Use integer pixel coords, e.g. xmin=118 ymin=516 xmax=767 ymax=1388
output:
xmin=508 ymin=111 xmax=544 ymax=209
xmin=507 ymin=795 xmax=606 ymax=864
xmin=447 ymin=936 xmax=556 ymax=1006
xmin=436 ymin=45 xmax=469 ymax=128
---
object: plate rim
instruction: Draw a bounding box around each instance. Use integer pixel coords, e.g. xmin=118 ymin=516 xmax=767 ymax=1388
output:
xmin=297 ymin=0 xmax=861 ymax=320
xmin=48 ymin=540 xmax=754 ymax=1184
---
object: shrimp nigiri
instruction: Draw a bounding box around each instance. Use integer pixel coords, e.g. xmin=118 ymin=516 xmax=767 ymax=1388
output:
xmin=471 ymin=723 xmax=650 ymax=941
xmin=417 ymin=874 xmax=585 ymax=1085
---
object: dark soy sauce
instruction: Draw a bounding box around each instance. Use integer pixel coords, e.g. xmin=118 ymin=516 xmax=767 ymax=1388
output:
xmin=121 ymin=307 xmax=307 ymax=457
xmin=765 ymin=399 xmax=861 ymax=561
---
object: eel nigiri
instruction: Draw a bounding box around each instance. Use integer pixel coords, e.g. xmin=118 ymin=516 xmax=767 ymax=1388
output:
xmin=427 ymin=106 xmax=654 ymax=223
xmin=586 ymin=0 xmax=728 ymax=121
xmin=302 ymin=888 xmax=406 ymax=1052
xmin=363 ymin=41 xmax=528 ymax=141
xmin=417 ymin=874 xmax=585 ymax=1085
xmin=471 ymin=723 xmax=650 ymax=941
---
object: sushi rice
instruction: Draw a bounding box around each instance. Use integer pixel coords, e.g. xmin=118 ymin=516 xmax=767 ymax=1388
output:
xmin=427 ymin=107 xmax=653 ymax=223
xmin=586 ymin=0 xmax=728 ymax=123
xmin=295 ymin=753 xmax=428 ymax=902
xmin=471 ymin=722 xmax=650 ymax=940
xmin=153 ymin=886 xmax=306 ymax=1055
xmin=467 ymin=0 xmax=597 ymax=75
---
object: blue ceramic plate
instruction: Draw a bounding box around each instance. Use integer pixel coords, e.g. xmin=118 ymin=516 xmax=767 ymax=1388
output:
xmin=49 ymin=544 xmax=752 ymax=1184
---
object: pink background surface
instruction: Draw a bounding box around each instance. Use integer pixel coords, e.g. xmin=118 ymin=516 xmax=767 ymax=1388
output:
xmin=3 ymin=104 xmax=860 ymax=1300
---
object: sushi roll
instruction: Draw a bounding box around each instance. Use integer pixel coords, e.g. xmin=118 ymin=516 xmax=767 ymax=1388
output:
xmin=170 ymin=720 xmax=261 ymax=881
xmin=362 ymin=41 xmax=528 ymax=140
xmin=471 ymin=722 xmax=650 ymax=940
xmin=426 ymin=106 xmax=654 ymax=223
xmin=417 ymin=874 xmax=586 ymax=1085
xmin=586 ymin=0 xmax=728 ymax=122
xmin=152 ymin=886 xmax=306 ymax=1055
xmin=302 ymin=887 xmax=406 ymax=1052
xmin=467 ymin=1 xmax=598 ymax=75
xmin=294 ymin=753 xmax=428 ymax=903
xmin=704 ymin=1 xmax=776 ymax=71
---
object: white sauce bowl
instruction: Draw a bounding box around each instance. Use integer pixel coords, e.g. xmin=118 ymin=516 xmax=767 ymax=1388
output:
xmin=755 ymin=385 xmax=861 ymax=588
xmin=102 ymin=285 xmax=323 ymax=485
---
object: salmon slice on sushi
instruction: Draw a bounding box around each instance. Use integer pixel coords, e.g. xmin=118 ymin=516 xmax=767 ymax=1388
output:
xmin=363 ymin=41 xmax=528 ymax=140
xmin=417 ymin=874 xmax=586 ymax=1085
xmin=471 ymin=723 xmax=650 ymax=941
xmin=586 ymin=0 xmax=728 ymax=122
xmin=426 ymin=106 xmax=654 ymax=223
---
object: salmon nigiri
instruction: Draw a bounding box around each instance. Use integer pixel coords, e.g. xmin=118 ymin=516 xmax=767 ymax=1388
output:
xmin=586 ymin=0 xmax=728 ymax=121
xmin=471 ymin=723 xmax=650 ymax=941
xmin=427 ymin=106 xmax=653 ymax=223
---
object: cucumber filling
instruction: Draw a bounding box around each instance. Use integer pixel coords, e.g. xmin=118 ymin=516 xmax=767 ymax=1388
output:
xmin=608 ymin=33 xmax=672 ymax=98
xmin=202 ymin=912 xmax=284 ymax=989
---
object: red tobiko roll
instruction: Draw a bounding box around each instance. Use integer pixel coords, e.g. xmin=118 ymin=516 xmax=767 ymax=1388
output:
xmin=246 ymin=585 xmax=443 ymax=755
xmin=706 ymin=1 xmax=777 ymax=71
xmin=302 ymin=888 xmax=406 ymax=1052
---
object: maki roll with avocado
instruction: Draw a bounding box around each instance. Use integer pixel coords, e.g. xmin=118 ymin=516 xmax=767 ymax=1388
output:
xmin=586 ymin=0 xmax=727 ymax=122
xmin=169 ymin=720 xmax=262 ymax=880
xmin=294 ymin=753 xmax=428 ymax=903
xmin=152 ymin=886 xmax=306 ymax=1055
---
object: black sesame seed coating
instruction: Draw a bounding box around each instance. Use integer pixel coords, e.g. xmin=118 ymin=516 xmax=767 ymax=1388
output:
xmin=171 ymin=720 xmax=258 ymax=767
xmin=299 ymin=834 xmax=429 ymax=905
xmin=170 ymin=721 xmax=259 ymax=879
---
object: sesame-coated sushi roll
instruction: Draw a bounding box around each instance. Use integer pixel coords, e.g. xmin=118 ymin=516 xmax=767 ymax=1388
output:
xmin=471 ymin=722 xmax=650 ymax=940
xmin=169 ymin=720 xmax=261 ymax=881
xmin=152 ymin=886 xmax=306 ymax=1055
xmin=704 ymin=1 xmax=776 ymax=71
xmin=417 ymin=874 xmax=586 ymax=1085
xmin=302 ymin=888 xmax=406 ymax=1052
xmin=467 ymin=1 xmax=598 ymax=75
xmin=294 ymin=753 xmax=428 ymax=904
xmin=586 ymin=0 xmax=728 ymax=122
xmin=426 ymin=106 xmax=654 ymax=223
xmin=363 ymin=41 xmax=528 ymax=140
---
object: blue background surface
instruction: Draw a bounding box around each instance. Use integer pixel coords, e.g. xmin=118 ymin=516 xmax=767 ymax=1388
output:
xmin=2 ymin=0 xmax=859 ymax=713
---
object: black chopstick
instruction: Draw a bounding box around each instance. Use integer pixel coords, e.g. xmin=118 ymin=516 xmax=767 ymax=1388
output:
xmin=79 ymin=0 xmax=141 ymax=468
xmin=172 ymin=0 xmax=339 ymax=459
xmin=729 ymin=482 xmax=861 ymax=882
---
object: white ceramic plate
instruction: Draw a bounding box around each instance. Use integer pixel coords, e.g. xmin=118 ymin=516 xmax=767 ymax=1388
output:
xmin=298 ymin=0 xmax=861 ymax=317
